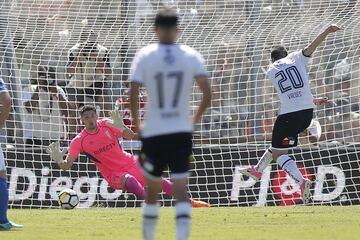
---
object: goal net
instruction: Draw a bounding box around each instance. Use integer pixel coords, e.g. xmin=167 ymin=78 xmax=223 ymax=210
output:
xmin=2 ymin=0 xmax=360 ymax=208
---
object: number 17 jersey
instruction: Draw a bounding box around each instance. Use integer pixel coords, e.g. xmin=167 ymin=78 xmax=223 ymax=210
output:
xmin=267 ymin=50 xmax=314 ymax=115
xmin=130 ymin=43 xmax=208 ymax=138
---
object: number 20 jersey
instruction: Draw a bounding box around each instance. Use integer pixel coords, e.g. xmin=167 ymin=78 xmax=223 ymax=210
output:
xmin=267 ymin=50 xmax=315 ymax=115
xmin=130 ymin=43 xmax=208 ymax=138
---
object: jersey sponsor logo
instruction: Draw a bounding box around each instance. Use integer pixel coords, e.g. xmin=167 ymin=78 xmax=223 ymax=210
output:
xmin=105 ymin=130 xmax=113 ymax=141
xmin=282 ymin=137 xmax=289 ymax=145
xmin=93 ymin=142 xmax=116 ymax=155
xmin=282 ymin=137 xmax=295 ymax=146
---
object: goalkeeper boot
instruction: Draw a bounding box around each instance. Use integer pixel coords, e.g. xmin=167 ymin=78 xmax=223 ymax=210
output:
xmin=0 ymin=221 xmax=23 ymax=230
xmin=300 ymin=179 xmax=311 ymax=204
xmin=190 ymin=199 xmax=210 ymax=208
xmin=239 ymin=166 xmax=262 ymax=181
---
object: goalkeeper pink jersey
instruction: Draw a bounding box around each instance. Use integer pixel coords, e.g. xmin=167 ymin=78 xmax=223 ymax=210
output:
xmin=68 ymin=119 xmax=136 ymax=176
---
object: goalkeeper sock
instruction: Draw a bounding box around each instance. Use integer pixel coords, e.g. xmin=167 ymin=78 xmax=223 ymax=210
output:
xmin=255 ymin=147 xmax=273 ymax=172
xmin=162 ymin=178 xmax=173 ymax=196
xmin=277 ymin=155 xmax=305 ymax=185
xmin=175 ymin=201 xmax=191 ymax=240
xmin=124 ymin=175 xmax=145 ymax=199
xmin=0 ymin=177 xmax=9 ymax=224
xmin=143 ymin=203 xmax=159 ymax=240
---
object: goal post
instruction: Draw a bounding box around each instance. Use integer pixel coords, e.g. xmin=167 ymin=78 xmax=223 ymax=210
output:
xmin=2 ymin=0 xmax=360 ymax=208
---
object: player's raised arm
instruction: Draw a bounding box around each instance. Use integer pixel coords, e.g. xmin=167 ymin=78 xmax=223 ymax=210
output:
xmin=107 ymin=110 xmax=137 ymax=139
xmin=303 ymin=24 xmax=340 ymax=57
xmin=193 ymin=76 xmax=211 ymax=124
xmin=129 ymin=82 xmax=141 ymax=133
xmin=0 ymin=91 xmax=12 ymax=129
xmin=46 ymin=142 xmax=76 ymax=171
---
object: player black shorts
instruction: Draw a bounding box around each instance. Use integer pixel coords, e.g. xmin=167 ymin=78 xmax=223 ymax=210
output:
xmin=139 ymin=132 xmax=193 ymax=179
xmin=272 ymin=108 xmax=313 ymax=149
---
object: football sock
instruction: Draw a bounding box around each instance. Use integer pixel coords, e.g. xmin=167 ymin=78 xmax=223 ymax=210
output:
xmin=142 ymin=203 xmax=159 ymax=240
xmin=0 ymin=177 xmax=9 ymax=224
xmin=175 ymin=201 xmax=191 ymax=240
xmin=161 ymin=178 xmax=173 ymax=196
xmin=277 ymin=155 xmax=305 ymax=185
xmin=255 ymin=147 xmax=273 ymax=172
xmin=124 ymin=175 xmax=145 ymax=199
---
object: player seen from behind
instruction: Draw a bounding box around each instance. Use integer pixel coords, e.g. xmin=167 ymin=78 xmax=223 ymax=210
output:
xmin=241 ymin=24 xmax=341 ymax=204
xmin=130 ymin=8 xmax=211 ymax=240
xmin=47 ymin=105 xmax=209 ymax=207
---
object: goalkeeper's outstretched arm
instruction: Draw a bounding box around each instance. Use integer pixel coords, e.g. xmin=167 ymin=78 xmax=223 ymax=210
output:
xmin=121 ymin=125 xmax=138 ymax=140
xmin=46 ymin=142 xmax=77 ymax=171
xmin=303 ymin=24 xmax=340 ymax=57
xmin=58 ymin=155 xmax=77 ymax=171
xmin=106 ymin=110 xmax=138 ymax=140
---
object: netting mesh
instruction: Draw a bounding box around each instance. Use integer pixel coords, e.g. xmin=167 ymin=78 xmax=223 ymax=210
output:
xmin=1 ymin=0 xmax=360 ymax=207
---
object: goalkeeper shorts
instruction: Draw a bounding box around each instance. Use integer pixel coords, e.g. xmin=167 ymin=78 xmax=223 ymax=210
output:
xmin=272 ymin=108 xmax=313 ymax=149
xmin=106 ymin=162 xmax=146 ymax=190
xmin=139 ymin=132 xmax=193 ymax=180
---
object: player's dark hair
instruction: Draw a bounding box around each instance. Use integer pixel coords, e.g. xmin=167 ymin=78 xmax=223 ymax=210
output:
xmin=154 ymin=8 xmax=178 ymax=28
xmin=271 ymin=46 xmax=288 ymax=62
xmin=79 ymin=105 xmax=97 ymax=116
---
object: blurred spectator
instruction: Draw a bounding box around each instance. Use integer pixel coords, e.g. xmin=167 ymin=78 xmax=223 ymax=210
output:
xmin=66 ymin=30 xmax=112 ymax=117
xmin=323 ymin=98 xmax=360 ymax=144
xmin=210 ymin=47 xmax=240 ymax=138
xmin=23 ymin=66 xmax=76 ymax=146
xmin=325 ymin=58 xmax=352 ymax=100
xmin=334 ymin=58 xmax=351 ymax=84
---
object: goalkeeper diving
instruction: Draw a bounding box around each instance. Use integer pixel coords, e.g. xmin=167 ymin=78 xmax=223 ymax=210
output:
xmin=47 ymin=105 xmax=209 ymax=207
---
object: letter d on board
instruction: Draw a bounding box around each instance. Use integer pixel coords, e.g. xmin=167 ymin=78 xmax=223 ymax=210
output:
xmin=313 ymin=165 xmax=345 ymax=202
xmin=8 ymin=168 xmax=37 ymax=201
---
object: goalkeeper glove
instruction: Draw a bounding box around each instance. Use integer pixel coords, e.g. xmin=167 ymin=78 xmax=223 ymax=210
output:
xmin=107 ymin=110 xmax=126 ymax=131
xmin=46 ymin=141 xmax=67 ymax=164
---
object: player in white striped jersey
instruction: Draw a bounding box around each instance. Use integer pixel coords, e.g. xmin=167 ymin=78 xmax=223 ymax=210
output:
xmin=130 ymin=8 xmax=211 ymax=240
xmin=241 ymin=25 xmax=340 ymax=204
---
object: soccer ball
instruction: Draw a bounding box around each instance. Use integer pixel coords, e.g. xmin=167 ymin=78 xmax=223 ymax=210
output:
xmin=58 ymin=189 xmax=79 ymax=209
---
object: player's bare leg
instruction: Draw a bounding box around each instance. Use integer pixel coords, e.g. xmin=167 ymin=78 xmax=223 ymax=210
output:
xmin=120 ymin=173 xmax=209 ymax=207
xmin=0 ymin=170 xmax=23 ymax=230
xmin=240 ymin=147 xmax=273 ymax=181
xmin=143 ymin=177 xmax=162 ymax=240
xmin=161 ymin=178 xmax=209 ymax=207
xmin=172 ymin=176 xmax=191 ymax=240
xmin=272 ymin=149 xmax=311 ymax=204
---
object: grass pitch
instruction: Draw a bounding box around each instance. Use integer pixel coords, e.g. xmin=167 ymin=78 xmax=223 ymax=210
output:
xmin=1 ymin=206 xmax=359 ymax=240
